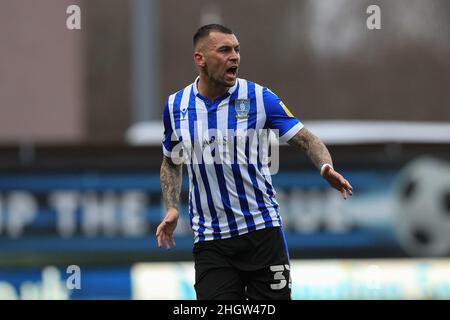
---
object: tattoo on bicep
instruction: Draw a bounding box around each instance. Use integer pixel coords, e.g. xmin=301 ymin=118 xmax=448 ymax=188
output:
xmin=288 ymin=128 xmax=333 ymax=170
xmin=160 ymin=156 xmax=182 ymax=209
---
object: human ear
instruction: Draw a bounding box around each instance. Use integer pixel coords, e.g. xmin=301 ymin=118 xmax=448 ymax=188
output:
xmin=194 ymin=51 xmax=205 ymax=67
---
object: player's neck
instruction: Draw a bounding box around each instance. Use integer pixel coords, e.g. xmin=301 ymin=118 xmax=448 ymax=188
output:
xmin=197 ymin=75 xmax=229 ymax=102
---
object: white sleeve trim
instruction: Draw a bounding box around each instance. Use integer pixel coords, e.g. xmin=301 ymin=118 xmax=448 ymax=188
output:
xmin=320 ymin=163 xmax=334 ymax=176
xmin=162 ymin=144 xmax=184 ymax=164
xmin=162 ymin=144 xmax=172 ymax=157
xmin=279 ymin=122 xmax=304 ymax=143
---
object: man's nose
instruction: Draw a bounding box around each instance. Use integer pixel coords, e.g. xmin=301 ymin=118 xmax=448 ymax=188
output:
xmin=230 ymin=50 xmax=239 ymax=61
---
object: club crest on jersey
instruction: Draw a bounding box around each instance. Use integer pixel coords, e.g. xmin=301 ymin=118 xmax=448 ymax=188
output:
xmin=235 ymin=99 xmax=250 ymax=120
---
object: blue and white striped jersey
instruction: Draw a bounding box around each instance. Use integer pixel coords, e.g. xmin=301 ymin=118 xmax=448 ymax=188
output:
xmin=162 ymin=77 xmax=303 ymax=242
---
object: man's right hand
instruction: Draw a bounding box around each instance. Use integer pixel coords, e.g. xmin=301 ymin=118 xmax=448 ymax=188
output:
xmin=156 ymin=207 xmax=179 ymax=249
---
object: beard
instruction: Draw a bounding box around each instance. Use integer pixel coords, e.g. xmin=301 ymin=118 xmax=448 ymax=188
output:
xmin=204 ymin=65 xmax=234 ymax=87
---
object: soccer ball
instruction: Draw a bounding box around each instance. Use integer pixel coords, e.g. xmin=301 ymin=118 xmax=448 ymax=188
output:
xmin=393 ymin=157 xmax=450 ymax=257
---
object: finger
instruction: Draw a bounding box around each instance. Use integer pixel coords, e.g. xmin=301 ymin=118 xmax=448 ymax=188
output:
xmin=346 ymin=183 xmax=353 ymax=196
xmin=338 ymin=178 xmax=352 ymax=194
xmin=345 ymin=180 xmax=353 ymax=191
xmin=155 ymin=221 xmax=165 ymax=237
xmin=170 ymin=236 xmax=176 ymax=248
xmin=344 ymin=181 xmax=353 ymax=196
xmin=157 ymin=234 xmax=162 ymax=248
xmin=348 ymin=187 xmax=353 ymax=196
xmin=164 ymin=234 xmax=172 ymax=250
xmin=164 ymin=237 xmax=170 ymax=250
xmin=341 ymin=188 xmax=348 ymax=200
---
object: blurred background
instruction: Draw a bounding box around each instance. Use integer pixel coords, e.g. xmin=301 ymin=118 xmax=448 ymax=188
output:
xmin=0 ymin=0 xmax=450 ymax=299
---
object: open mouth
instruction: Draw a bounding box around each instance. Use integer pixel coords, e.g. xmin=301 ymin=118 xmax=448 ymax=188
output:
xmin=226 ymin=66 xmax=238 ymax=77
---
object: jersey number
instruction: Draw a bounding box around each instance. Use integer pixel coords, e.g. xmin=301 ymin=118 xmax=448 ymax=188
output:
xmin=270 ymin=264 xmax=292 ymax=290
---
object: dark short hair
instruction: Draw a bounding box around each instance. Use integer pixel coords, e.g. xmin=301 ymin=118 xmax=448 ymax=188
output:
xmin=193 ymin=24 xmax=233 ymax=47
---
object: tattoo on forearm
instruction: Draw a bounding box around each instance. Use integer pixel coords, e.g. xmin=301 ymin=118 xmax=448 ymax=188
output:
xmin=160 ymin=156 xmax=182 ymax=210
xmin=288 ymin=128 xmax=333 ymax=171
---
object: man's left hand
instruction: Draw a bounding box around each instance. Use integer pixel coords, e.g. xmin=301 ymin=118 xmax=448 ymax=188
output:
xmin=322 ymin=166 xmax=353 ymax=199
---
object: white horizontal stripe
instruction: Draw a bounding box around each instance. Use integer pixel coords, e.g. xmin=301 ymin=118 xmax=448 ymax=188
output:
xmin=128 ymin=120 xmax=450 ymax=145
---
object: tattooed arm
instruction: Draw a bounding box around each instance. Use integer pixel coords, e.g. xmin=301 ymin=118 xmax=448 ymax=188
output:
xmin=156 ymin=155 xmax=183 ymax=249
xmin=287 ymin=127 xmax=333 ymax=171
xmin=288 ymin=127 xmax=353 ymax=199
xmin=160 ymin=155 xmax=182 ymax=210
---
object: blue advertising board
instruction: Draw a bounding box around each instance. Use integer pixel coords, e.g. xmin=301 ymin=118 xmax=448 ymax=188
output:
xmin=0 ymin=266 xmax=132 ymax=299
xmin=0 ymin=168 xmax=405 ymax=258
